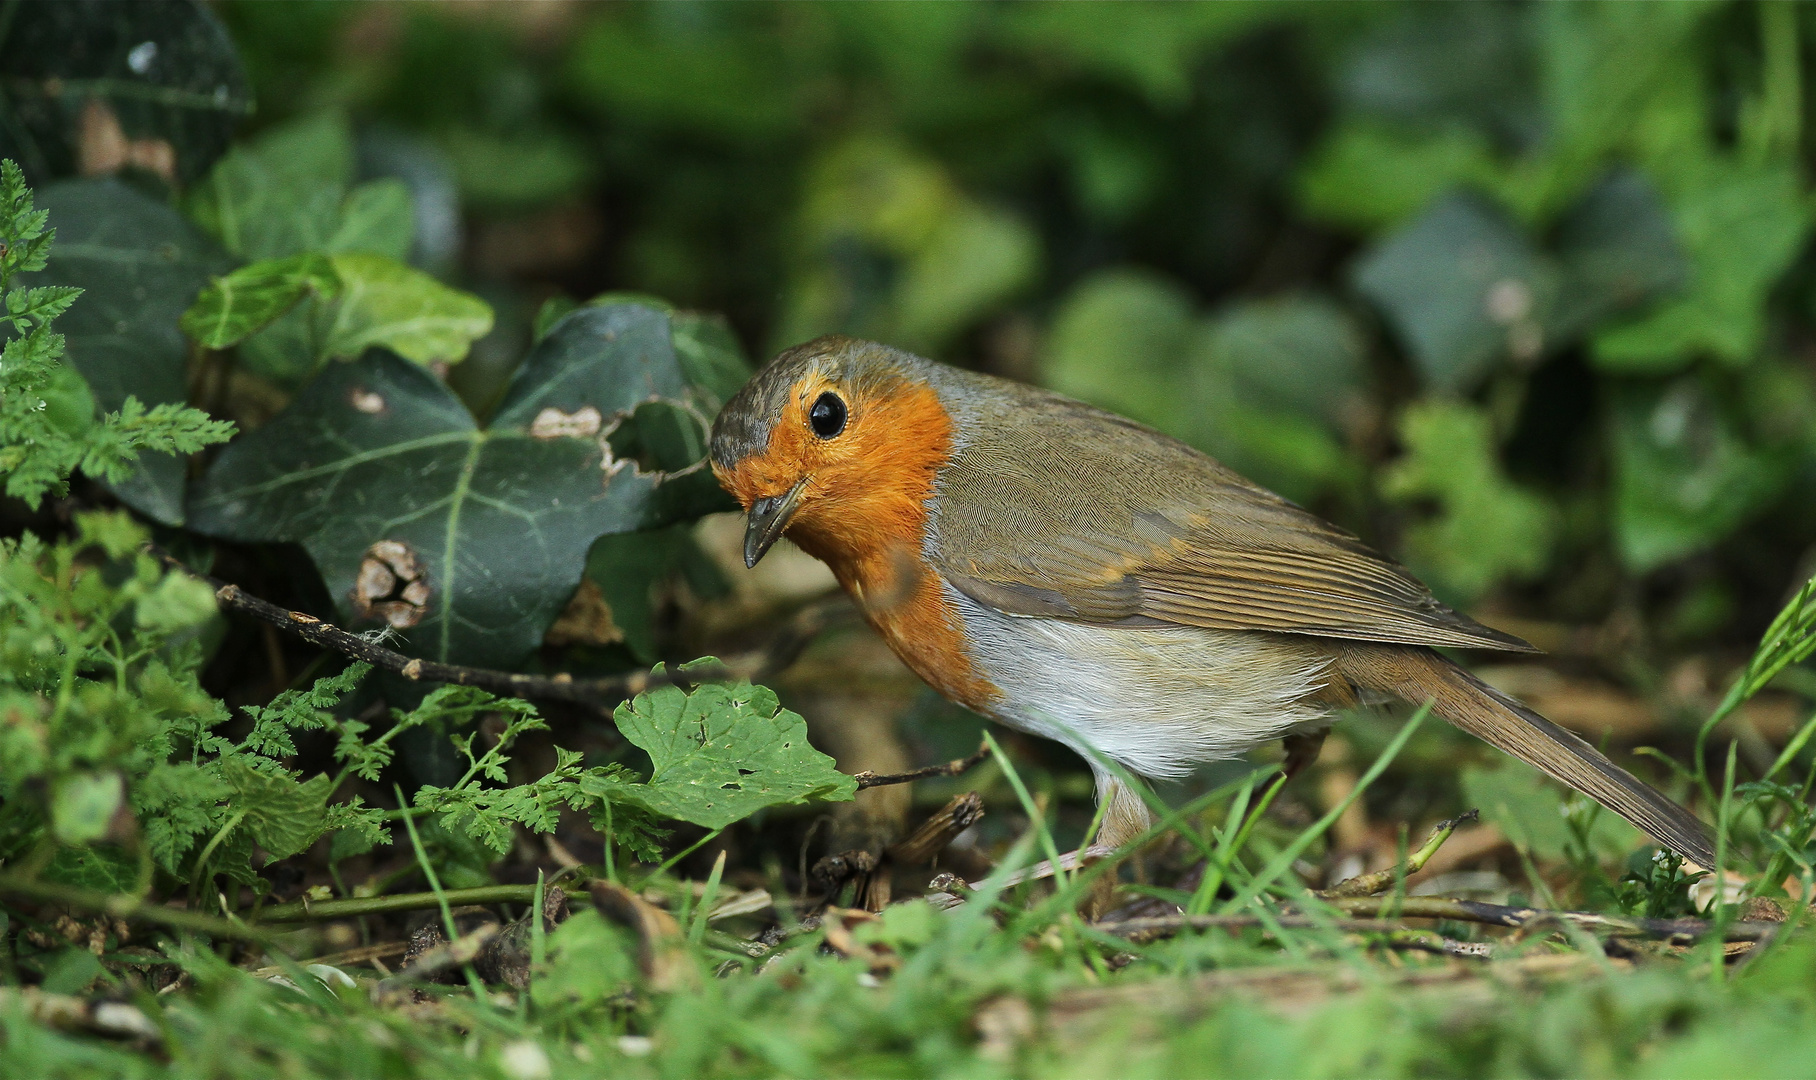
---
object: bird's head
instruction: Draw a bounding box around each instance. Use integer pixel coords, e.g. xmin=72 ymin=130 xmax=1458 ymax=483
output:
xmin=710 ymin=336 xmax=953 ymax=570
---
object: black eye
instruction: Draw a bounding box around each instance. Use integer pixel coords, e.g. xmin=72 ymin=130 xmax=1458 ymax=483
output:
xmin=808 ymin=392 xmax=847 ymax=439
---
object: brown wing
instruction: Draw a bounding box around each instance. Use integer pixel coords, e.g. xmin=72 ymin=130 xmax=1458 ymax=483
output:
xmin=928 ymin=382 xmax=1535 ymax=653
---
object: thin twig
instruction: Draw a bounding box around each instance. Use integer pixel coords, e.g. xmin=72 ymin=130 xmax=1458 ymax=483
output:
xmin=886 ymin=792 xmax=986 ymax=865
xmin=1099 ymin=900 xmax=1784 ymax=944
xmin=1318 ymin=810 xmax=1478 ymax=899
xmin=146 ymin=544 xmax=841 ymax=704
xmin=852 ymin=742 xmax=991 ymax=790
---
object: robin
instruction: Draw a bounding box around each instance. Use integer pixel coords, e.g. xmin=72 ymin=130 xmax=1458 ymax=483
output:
xmin=710 ymin=336 xmax=1715 ymax=869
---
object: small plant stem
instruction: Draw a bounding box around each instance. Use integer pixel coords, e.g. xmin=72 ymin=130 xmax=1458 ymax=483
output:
xmin=395 ymin=783 xmax=491 ymax=1004
xmin=256 ymin=884 xmax=582 ymax=923
xmin=982 ymin=731 xmax=1069 ymax=890
xmin=0 ymin=873 xmax=274 ymax=942
xmin=635 ymin=828 xmax=724 ymax=889
xmin=1710 ymin=744 xmax=1738 ymax=984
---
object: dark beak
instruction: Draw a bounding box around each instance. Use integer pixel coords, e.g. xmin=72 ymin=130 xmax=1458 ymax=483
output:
xmin=742 ymin=477 xmax=810 ymax=568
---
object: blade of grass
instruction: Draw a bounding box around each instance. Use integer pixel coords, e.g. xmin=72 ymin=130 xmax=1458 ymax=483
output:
xmin=982 ymin=730 xmax=1069 ymax=890
xmin=1763 ymin=710 xmax=1816 ymax=783
xmin=394 ymin=783 xmax=491 ymax=1006
xmin=633 ymin=828 xmax=723 ymax=891
xmin=689 ymin=850 xmax=727 ymax=945
xmin=1220 ymin=704 xmax=1430 ymax=914
xmin=1696 ymin=573 xmax=1816 ymax=800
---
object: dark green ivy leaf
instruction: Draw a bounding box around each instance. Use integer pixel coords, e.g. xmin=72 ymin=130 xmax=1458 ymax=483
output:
xmin=0 ymin=0 xmax=252 ymax=187
xmin=30 ymin=179 xmax=234 ymax=524
xmin=188 ymin=304 xmax=733 ymax=667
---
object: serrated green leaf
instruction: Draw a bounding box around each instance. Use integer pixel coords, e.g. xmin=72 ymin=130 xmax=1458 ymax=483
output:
xmin=181 ymin=252 xmax=342 ymax=349
xmin=39 ymin=844 xmax=139 ymax=895
xmin=320 ymin=252 xmax=492 ymax=365
xmin=608 ymin=673 xmax=856 ymax=830
xmin=221 ymin=760 xmax=331 ymax=860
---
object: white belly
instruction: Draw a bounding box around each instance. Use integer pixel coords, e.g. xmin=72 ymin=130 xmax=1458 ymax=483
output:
xmin=948 ymin=584 xmax=1333 ymax=781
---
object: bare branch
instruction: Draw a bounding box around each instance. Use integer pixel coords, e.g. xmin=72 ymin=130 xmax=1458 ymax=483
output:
xmin=146 ymin=543 xmax=843 ymax=705
xmin=853 ymin=742 xmax=991 ymax=790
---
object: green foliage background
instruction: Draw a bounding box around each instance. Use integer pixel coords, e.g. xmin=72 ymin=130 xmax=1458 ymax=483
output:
xmin=4 ymin=2 xmax=1816 ymax=1077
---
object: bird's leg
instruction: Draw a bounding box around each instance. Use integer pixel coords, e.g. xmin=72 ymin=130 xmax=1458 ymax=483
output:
xmin=1236 ymin=728 xmax=1328 ymax=833
xmin=1280 ymin=729 xmax=1329 ymax=787
xmin=1081 ymin=776 xmax=1153 ymax=918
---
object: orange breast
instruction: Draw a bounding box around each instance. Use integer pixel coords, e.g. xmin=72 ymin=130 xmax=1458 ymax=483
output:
xmin=716 ymin=371 xmax=1000 ymax=713
xmin=816 ymin=541 xmax=1000 ymax=714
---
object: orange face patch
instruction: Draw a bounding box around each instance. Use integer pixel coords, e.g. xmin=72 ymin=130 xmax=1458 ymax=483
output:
xmin=713 ymin=370 xmax=999 ymax=711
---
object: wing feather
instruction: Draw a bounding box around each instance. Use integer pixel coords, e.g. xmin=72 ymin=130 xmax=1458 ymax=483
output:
xmin=927 ymin=379 xmax=1535 ymax=653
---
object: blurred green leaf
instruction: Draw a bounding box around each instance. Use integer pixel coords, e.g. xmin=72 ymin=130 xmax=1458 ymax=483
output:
xmin=324 ymin=178 xmax=414 ymax=261
xmin=1461 ymin=758 xmax=1640 ymax=862
xmin=180 ymin=252 xmax=341 ymax=349
xmin=39 ymin=844 xmax=139 ymax=895
xmin=320 ymin=252 xmax=493 ymax=365
xmin=50 ymin=772 xmax=124 ymax=846
xmin=780 ymin=137 xmax=1039 ymax=353
xmin=1549 ymin=169 xmax=1687 ymax=338
xmin=441 ymin=127 xmax=593 ymax=211
xmin=1610 ymin=380 xmax=1793 ymax=573
xmin=1002 ymin=1 xmax=1270 ymax=107
xmin=1594 ymin=161 xmax=1809 ymax=372
xmin=188 ymin=304 xmax=726 ymax=667
xmin=189 ymin=112 xmax=357 ymax=260
xmin=1382 ymin=399 xmax=1555 ymax=602
xmin=1297 ymin=122 xmax=1498 ymax=233
xmin=565 ymin=8 xmax=800 ymax=139
xmin=1042 ymin=267 xmax=1196 ymax=435
xmin=29 ymin=179 xmax=234 ymax=525
xmin=1188 ymin=295 xmax=1368 ymax=501
xmin=607 ymin=674 xmax=857 ymax=830
xmin=1354 ymin=193 xmax=1555 ymax=394
xmin=894 ymin=201 xmax=1038 ymax=349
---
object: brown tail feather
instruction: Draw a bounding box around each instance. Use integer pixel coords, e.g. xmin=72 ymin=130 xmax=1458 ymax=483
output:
xmin=1334 ymin=644 xmax=1716 ymax=869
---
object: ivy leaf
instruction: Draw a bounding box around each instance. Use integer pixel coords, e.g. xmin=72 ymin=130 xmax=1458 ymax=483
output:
xmin=180 ymin=253 xmax=342 ymax=349
xmin=1593 ymin=161 xmax=1809 ymax=372
xmin=221 ymin=760 xmax=331 ymax=861
xmin=605 ymin=669 xmax=856 ymax=830
xmin=27 ymin=179 xmax=234 ymax=523
xmin=188 ymin=112 xmax=357 ymax=261
xmin=323 ymin=178 xmax=415 ymax=261
xmin=1353 ymin=193 xmax=1556 ymax=394
xmin=0 ymin=0 xmax=252 ymax=187
xmin=188 ymin=303 xmax=733 ymax=667
xmin=320 ymin=252 xmax=493 ymax=365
